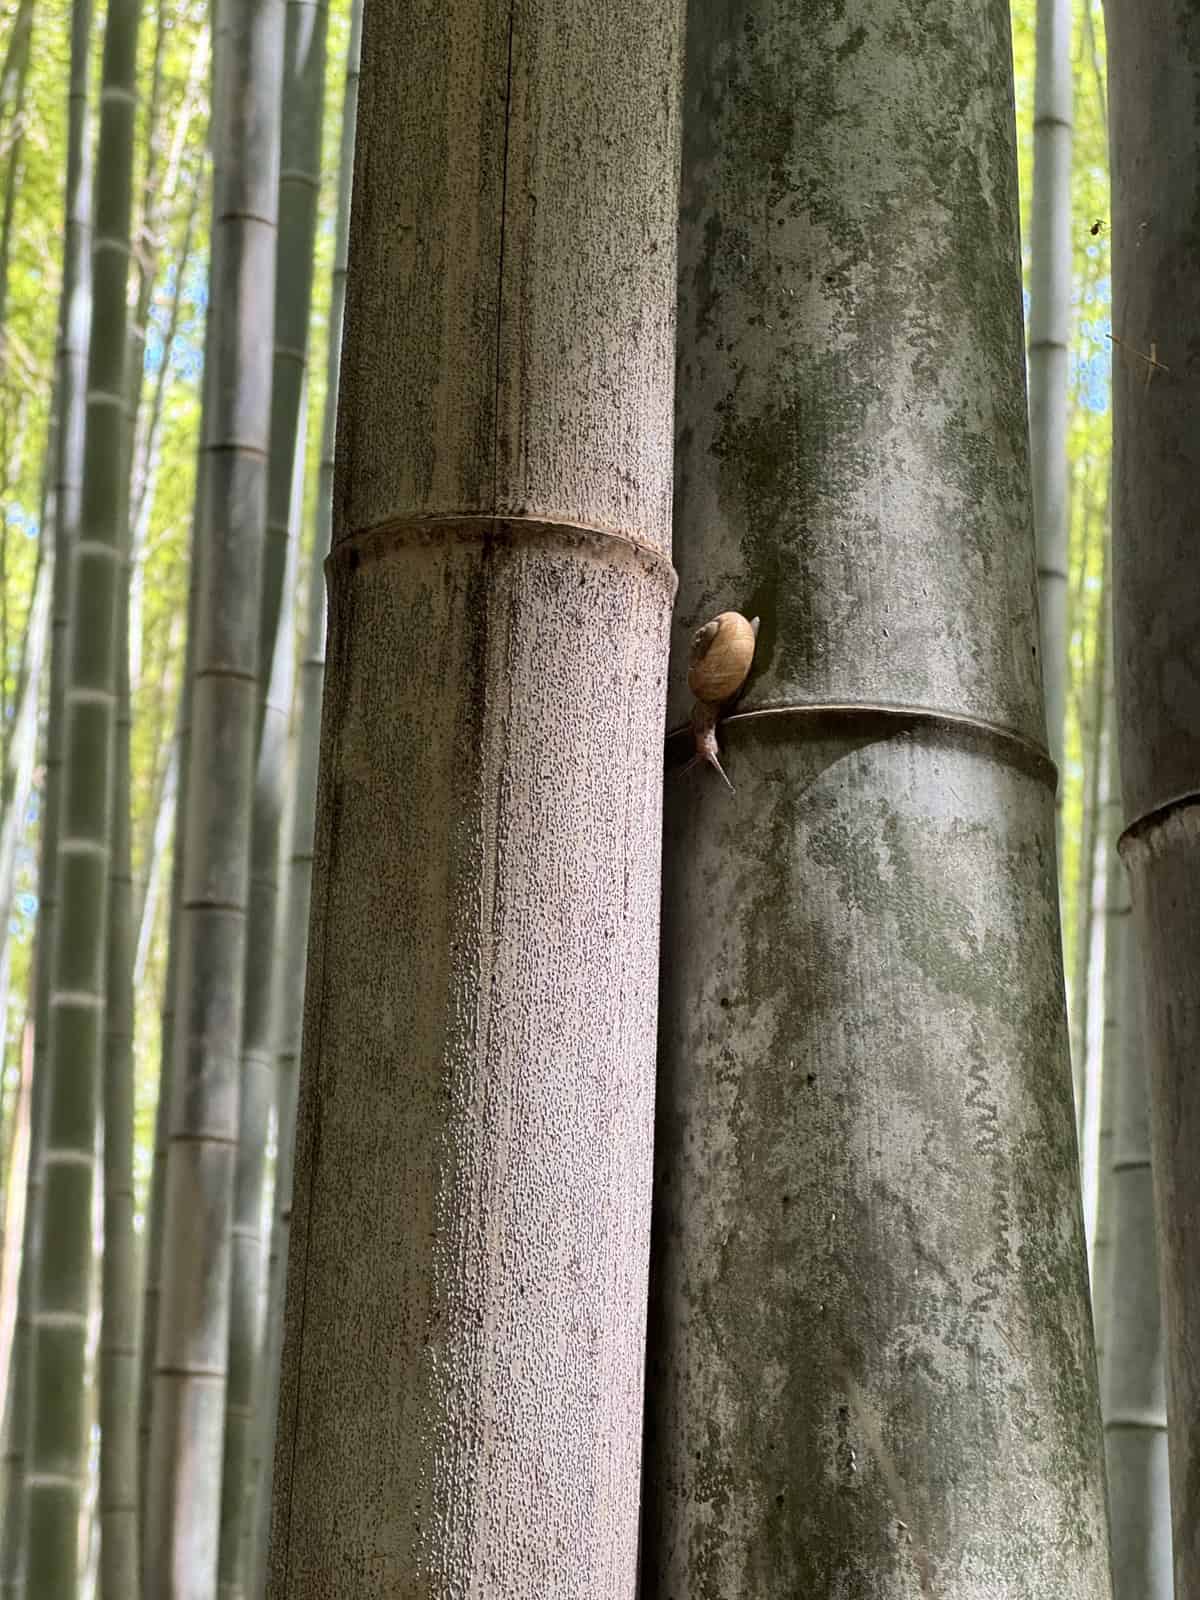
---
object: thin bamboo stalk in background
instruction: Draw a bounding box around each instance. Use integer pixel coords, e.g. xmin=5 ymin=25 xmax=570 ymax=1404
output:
xmin=24 ymin=0 xmax=140 ymax=1576
xmin=99 ymin=572 xmax=137 ymax=1595
xmin=1076 ymin=535 xmax=1111 ymax=1251
xmin=1103 ymin=957 xmax=1171 ymax=1598
xmin=143 ymin=0 xmax=284 ymax=1581
xmin=1100 ymin=721 xmax=1171 ymax=1597
xmin=0 ymin=549 xmax=52 ymax=1048
xmin=1092 ymin=609 xmax=1121 ymax=1379
xmin=1108 ymin=3 xmax=1200 ymax=1586
xmin=219 ymin=465 xmax=297 ymax=1598
xmin=250 ymin=6 xmax=359 ymax=1585
xmin=137 ymin=10 xmax=217 ymax=1545
xmin=0 ymin=1021 xmax=32 ymax=1420
xmin=1029 ymin=0 xmax=1073 ymax=783
xmin=217 ymin=0 xmax=328 ymax=1572
xmin=128 ymin=157 xmax=203 ymax=696
xmin=0 ymin=0 xmax=36 ymax=348
xmin=133 ymin=738 xmax=177 ymax=990
xmin=0 ymin=0 xmax=93 ymax=1581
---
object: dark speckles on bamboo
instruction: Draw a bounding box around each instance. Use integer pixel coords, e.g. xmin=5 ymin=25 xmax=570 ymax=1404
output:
xmin=268 ymin=0 xmax=687 ymax=1594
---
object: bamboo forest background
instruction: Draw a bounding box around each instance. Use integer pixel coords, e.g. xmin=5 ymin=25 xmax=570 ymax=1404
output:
xmin=0 ymin=0 xmax=1120 ymax=1584
xmin=0 ymin=0 xmax=350 ymax=1220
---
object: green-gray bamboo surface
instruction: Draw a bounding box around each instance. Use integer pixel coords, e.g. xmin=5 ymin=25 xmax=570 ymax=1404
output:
xmin=1074 ymin=543 xmax=1110 ymax=1222
xmin=100 ymin=575 xmax=137 ymax=1597
xmin=1103 ymin=917 xmax=1171 ymax=1598
xmin=220 ymin=455 xmax=296 ymax=1600
xmin=0 ymin=552 xmax=51 ymax=1027
xmin=0 ymin=552 xmax=51 ymax=1137
xmin=267 ymin=0 xmax=685 ymax=1590
xmin=139 ymin=0 xmax=217 ymax=1554
xmin=251 ymin=9 xmax=359 ymax=1583
xmin=640 ymin=2 xmax=1111 ymax=1593
xmin=1092 ymin=662 xmax=1122 ymax=1381
xmin=24 ymin=0 xmax=139 ymax=1580
xmin=143 ymin=0 xmax=283 ymax=1584
xmin=138 ymin=136 xmax=212 ymax=1563
xmin=1107 ymin=1 xmax=1200 ymax=1590
xmin=256 ymin=0 xmax=328 ymax=699
xmin=1029 ymin=0 xmax=1072 ymax=782
xmin=0 ymin=0 xmax=91 ymax=1581
xmin=218 ymin=0 xmax=328 ymax=1579
xmin=0 ymin=0 xmax=35 ymax=339
xmin=137 ymin=575 xmax=194 ymax=1573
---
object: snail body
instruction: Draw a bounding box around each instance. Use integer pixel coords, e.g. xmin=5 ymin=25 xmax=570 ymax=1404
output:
xmin=685 ymin=610 xmax=759 ymax=792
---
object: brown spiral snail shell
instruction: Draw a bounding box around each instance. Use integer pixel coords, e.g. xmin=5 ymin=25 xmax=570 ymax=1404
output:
xmin=686 ymin=611 xmax=759 ymax=793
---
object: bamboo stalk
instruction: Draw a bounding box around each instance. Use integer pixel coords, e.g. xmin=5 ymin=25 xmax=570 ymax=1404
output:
xmin=143 ymin=0 xmax=284 ymax=1583
xmin=24 ymin=0 xmax=140 ymax=1580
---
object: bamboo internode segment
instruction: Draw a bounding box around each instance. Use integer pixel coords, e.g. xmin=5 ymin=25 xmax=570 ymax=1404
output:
xmin=1028 ymin=0 xmax=1073 ymax=779
xmin=271 ymin=522 xmax=676 ymax=1597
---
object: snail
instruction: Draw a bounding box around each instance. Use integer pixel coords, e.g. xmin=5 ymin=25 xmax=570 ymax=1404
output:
xmin=684 ymin=610 xmax=759 ymax=793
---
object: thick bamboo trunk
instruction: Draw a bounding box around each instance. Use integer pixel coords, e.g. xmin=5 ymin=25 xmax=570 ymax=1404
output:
xmin=1029 ymin=0 xmax=1073 ymax=779
xmin=640 ymin=4 xmax=1111 ymax=1594
xmin=0 ymin=0 xmax=91 ymax=1578
xmin=266 ymin=2 xmax=684 ymax=1591
xmin=25 ymin=0 xmax=139 ymax=1580
xmin=1107 ymin=1 xmax=1200 ymax=1590
xmin=143 ymin=0 xmax=283 ymax=1585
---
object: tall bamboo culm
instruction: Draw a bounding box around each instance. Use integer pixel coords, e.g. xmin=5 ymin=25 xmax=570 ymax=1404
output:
xmin=99 ymin=545 xmax=137 ymax=1593
xmin=139 ymin=0 xmax=218 ymax=1553
xmin=267 ymin=0 xmax=686 ymax=1589
xmin=137 ymin=158 xmax=213 ymax=1565
xmin=1107 ymin=6 xmax=1200 ymax=1589
xmin=143 ymin=0 xmax=284 ymax=1586
xmin=218 ymin=0 xmax=328 ymax=1578
xmin=250 ymin=9 xmax=360 ymax=1586
xmin=1075 ymin=538 xmax=1110 ymax=1248
xmin=640 ymin=0 xmax=1111 ymax=1592
xmin=1092 ymin=637 xmax=1122 ymax=1380
xmin=24 ymin=0 xmax=140 ymax=1580
xmin=1102 ymin=881 xmax=1171 ymax=1597
xmin=0 ymin=0 xmax=92 ymax=1583
xmin=1029 ymin=0 xmax=1072 ymax=783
